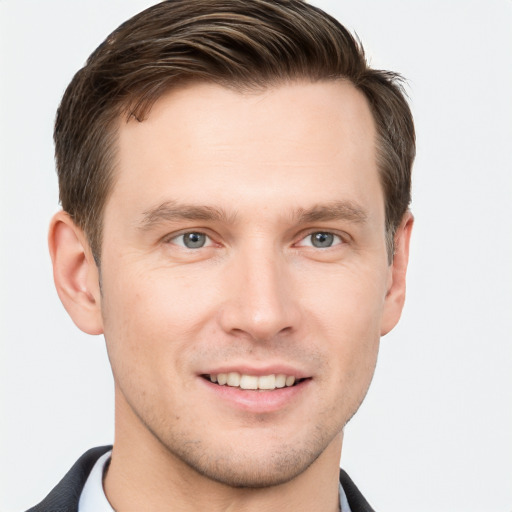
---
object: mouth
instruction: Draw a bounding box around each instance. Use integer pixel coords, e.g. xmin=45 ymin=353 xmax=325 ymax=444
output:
xmin=201 ymin=372 xmax=308 ymax=391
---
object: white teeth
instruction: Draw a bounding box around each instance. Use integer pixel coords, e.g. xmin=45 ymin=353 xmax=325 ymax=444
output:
xmin=275 ymin=374 xmax=286 ymax=388
xmin=240 ymin=375 xmax=258 ymax=389
xmin=227 ymin=372 xmax=240 ymax=387
xmin=209 ymin=372 xmax=299 ymax=390
xmin=258 ymin=374 xmax=276 ymax=390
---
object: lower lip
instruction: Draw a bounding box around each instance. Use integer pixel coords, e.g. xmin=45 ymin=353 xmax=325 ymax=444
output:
xmin=199 ymin=377 xmax=311 ymax=413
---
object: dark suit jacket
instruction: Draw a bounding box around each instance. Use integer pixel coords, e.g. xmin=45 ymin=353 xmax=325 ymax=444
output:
xmin=26 ymin=445 xmax=375 ymax=512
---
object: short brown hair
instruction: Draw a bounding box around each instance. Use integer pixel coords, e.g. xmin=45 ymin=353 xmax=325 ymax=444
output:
xmin=55 ymin=0 xmax=415 ymax=264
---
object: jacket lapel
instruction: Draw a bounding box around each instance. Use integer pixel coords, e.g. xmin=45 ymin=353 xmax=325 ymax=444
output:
xmin=26 ymin=446 xmax=375 ymax=512
xmin=340 ymin=468 xmax=376 ymax=512
xmin=26 ymin=445 xmax=112 ymax=512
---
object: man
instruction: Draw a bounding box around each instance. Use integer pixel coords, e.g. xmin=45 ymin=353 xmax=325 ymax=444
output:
xmin=28 ymin=0 xmax=415 ymax=510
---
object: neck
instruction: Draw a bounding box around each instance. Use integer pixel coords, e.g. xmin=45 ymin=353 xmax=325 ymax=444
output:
xmin=104 ymin=394 xmax=343 ymax=512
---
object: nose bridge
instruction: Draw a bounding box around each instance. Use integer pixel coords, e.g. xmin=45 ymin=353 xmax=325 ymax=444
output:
xmin=218 ymin=237 xmax=299 ymax=341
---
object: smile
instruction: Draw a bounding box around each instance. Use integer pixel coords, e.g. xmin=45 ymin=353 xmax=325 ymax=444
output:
xmin=204 ymin=373 xmax=302 ymax=390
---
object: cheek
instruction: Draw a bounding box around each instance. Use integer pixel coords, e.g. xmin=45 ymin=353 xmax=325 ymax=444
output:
xmin=300 ymin=263 xmax=385 ymax=386
xmin=302 ymin=261 xmax=388 ymax=332
xmin=100 ymin=270 xmax=178 ymax=383
xmin=99 ymin=262 xmax=221 ymax=377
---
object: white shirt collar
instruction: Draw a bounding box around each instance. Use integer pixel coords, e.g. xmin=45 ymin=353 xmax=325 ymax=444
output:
xmin=339 ymin=481 xmax=352 ymax=512
xmin=78 ymin=451 xmax=351 ymax=512
xmin=78 ymin=450 xmax=114 ymax=512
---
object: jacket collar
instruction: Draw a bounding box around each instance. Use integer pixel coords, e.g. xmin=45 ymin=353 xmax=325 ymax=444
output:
xmin=26 ymin=446 xmax=375 ymax=512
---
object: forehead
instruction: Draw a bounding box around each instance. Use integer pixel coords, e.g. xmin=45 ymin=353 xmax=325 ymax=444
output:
xmin=108 ymin=80 xmax=381 ymax=222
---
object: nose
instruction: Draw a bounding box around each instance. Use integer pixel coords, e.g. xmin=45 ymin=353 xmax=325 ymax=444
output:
xmin=217 ymin=245 xmax=300 ymax=342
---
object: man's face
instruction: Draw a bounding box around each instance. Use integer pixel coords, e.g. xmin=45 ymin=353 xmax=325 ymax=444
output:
xmin=98 ymin=81 xmax=402 ymax=486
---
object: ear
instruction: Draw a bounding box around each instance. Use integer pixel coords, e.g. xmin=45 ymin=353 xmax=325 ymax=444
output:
xmin=380 ymin=211 xmax=414 ymax=336
xmin=48 ymin=211 xmax=103 ymax=335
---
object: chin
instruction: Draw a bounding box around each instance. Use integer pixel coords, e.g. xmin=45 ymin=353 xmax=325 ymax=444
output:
xmin=157 ymin=424 xmax=335 ymax=489
xmin=183 ymin=445 xmax=324 ymax=488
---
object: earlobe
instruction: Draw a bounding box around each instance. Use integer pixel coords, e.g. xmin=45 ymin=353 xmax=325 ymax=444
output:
xmin=48 ymin=211 xmax=104 ymax=335
xmin=380 ymin=211 xmax=414 ymax=336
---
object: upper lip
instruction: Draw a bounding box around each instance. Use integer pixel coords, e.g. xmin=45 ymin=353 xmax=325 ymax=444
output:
xmin=200 ymin=364 xmax=310 ymax=379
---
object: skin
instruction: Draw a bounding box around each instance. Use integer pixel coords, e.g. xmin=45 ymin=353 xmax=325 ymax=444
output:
xmin=49 ymin=81 xmax=413 ymax=511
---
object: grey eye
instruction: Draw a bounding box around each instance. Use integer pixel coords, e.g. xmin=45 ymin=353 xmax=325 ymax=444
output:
xmin=182 ymin=232 xmax=207 ymax=248
xmin=310 ymin=232 xmax=335 ymax=248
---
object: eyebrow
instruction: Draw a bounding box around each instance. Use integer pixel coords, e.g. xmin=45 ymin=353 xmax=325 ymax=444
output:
xmin=138 ymin=199 xmax=368 ymax=231
xmin=294 ymin=201 xmax=368 ymax=224
xmin=138 ymin=200 xmax=236 ymax=230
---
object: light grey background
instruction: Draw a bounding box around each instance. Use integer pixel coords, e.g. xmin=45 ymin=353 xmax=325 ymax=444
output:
xmin=1 ymin=1 xmax=511 ymax=511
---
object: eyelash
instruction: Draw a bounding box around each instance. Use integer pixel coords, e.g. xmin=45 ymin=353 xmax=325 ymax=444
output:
xmin=296 ymin=231 xmax=344 ymax=249
xmin=167 ymin=231 xmax=215 ymax=249
xmin=165 ymin=230 xmax=345 ymax=250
